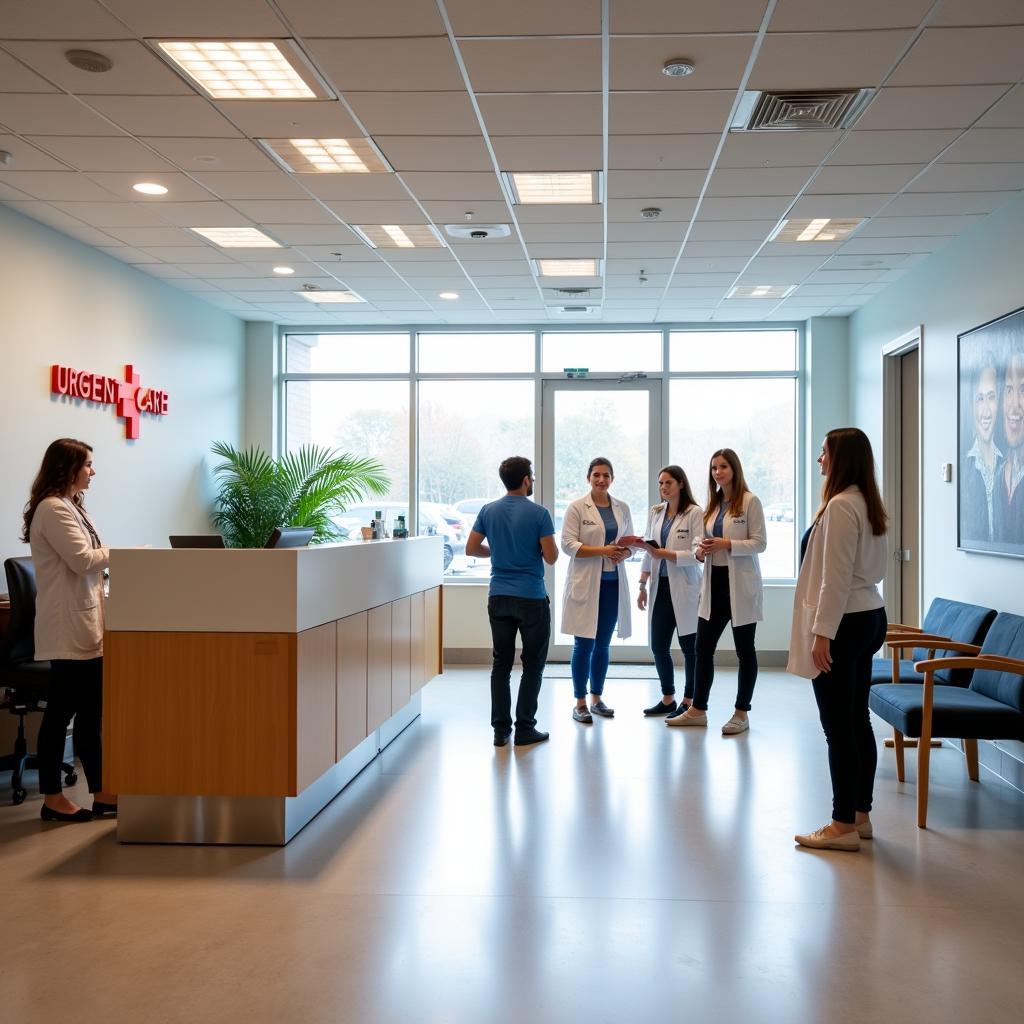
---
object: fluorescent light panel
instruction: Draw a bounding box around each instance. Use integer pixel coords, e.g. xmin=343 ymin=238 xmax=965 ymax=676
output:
xmin=727 ymin=285 xmax=797 ymax=299
xmin=506 ymin=171 xmax=600 ymax=205
xmin=536 ymin=259 xmax=600 ymax=277
xmin=772 ymin=217 xmax=863 ymax=242
xmin=352 ymin=224 xmax=444 ymax=249
xmin=190 ymin=226 xmax=280 ymax=248
xmin=296 ymin=290 xmax=364 ymax=303
xmin=261 ymin=137 xmax=391 ymax=174
xmin=156 ymin=40 xmax=325 ymax=100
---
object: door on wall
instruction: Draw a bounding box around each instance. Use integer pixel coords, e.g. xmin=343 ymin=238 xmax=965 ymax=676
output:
xmin=900 ymin=347 xmax=920 ymax=626
xmin=540 ymin=378 xmax=662 ymax=662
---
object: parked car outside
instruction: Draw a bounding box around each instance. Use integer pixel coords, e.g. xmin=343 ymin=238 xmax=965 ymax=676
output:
xmin=764 ymin=503 xmax=794 ymax=522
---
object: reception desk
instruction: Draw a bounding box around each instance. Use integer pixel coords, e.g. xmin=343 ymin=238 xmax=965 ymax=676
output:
xmin=103 ymin=537 xmax=443 ymax=845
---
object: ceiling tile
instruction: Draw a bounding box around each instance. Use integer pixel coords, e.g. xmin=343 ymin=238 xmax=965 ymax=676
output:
xmin=0 ymin=50 xmax=58 ymax=93
xmin=883 ymin=191 xmax=1019 ymax=216
xmin=82 ymin=171 xmax=218 ymax=202
xmin=25 ymin=135 xmax=176 ymax=172
xmin=192 ymin=171 xmax=309 ymax=200
xmin=608 ymin=91 xmax=734 ymax=135
xmin=691 ymin=219 xmax=779 ymax=240
xmin=0 ymin=181 xmax=30 ymax=200
xmin=831 ymin=129 xmax=960 ymax=164
xmin=0 ymin=94 xmax=123 ymax=135
xmin=609 ymin=241 xmax=693 ymax=258
xmin=102 ymin=225 xmax=205 ymax=246
xmin=608 ymin=221 xmax=690 ymax=243
xmin=684 ymin=241 xmax=761 ymax=258
xmin=0 ymin=0 xmax=131 ymax=37
xmin=839 ymin=234 xmax=953 ymax=254
xmin=770 ymin=0 xmax=933 ymax=30
xmin=706 ymin=166 xmax=816 ymax=197
xmin=3 ymin=41 xmax=192 ymax=95
xmin=611 ymin=0 xmax=768 ymax=32
xmin=788 ymin=194 xmax=890 ymax=217
xmin=152 ymin=201 xmax=255 ymax=227
xmin=940 ymin=128 xmax=1024 ymax=163
xmin=611 ymin=36 xmax=758 ymax=92
xmin=751 ymin=31 xmax=912 ymax=90
xmin=609 ymin=197 xmax=696 ymax=222
xmin=213 ymin=100 xmax=361 ymax=138
xmin=0 ymin=134 xmax=69 ymax=170
xmin=447 ymin=0 xmax=600 ymax=34
xmin=856 ymin=214 xmax=987 ymax=236
xmin=306 ymin=37 xmax=463 ymax=92
xmin=461 ymin=39 xmax=602 ymax=92
xmin=138 ymin=246 xmax=235 ymax=263
xmin=292 ymin=174 xmax=412 ymax=202
xmin=977 ymin=85 xmax=1024 ymax=128
xmin=278 ymin=0 xmax=444 ymax=35
xmin=855 ymin=85 xmax=1008 ymax=131
xmin=608 ymin=170 xmax=705 ymax=197
xmin=95 ymin=245 xmax=162 ymax=264
xmin=345 ymin=92 xmax=480 ymax=135
xmin=141 ymin=137 xmax=278 ymax=172
xmin=478 ymin=93 xmax=601 ymax=137
xmin=421 ymin=200 xmax=512 ymax=223
xmin=931 ymin=0 xmax=1024 ymax=25
xmin=321 ymin=199 xmax=425 ymax=221
xmin=608 ymin=134 xmax=718 ymax=170
xmin=228 ymin=199 xmax=339 ymax=224
xmin=400 ymin=171 xmax=503 ymax=200
xmin=889 ymin=27 xmax=1024 ymax=86
xmin=98 ymin=0 xmax=289 ymax=35
xmin=907 ymin=162 xmax=1024 ymax=192
xmin=49 ymin=201 xmax=171 ymax=227
xmin=491 ymin=136 xmax=601 ymax=172
xmin=267 ymin=224 xmax=361 ymax=245
xmin=0 ymin=171 xmax=120 ymax=201
xmin=375 ymin=136 xmax=493 ymax=172
xmin=819 ymin=255 xmax=909 ymax=273
xmin=86 ymin=95 xmax=242 ymax=138
xmin=697 ymin=196 xmax=793 ymax=219
xmin=809 ymin=164 xmax=923 ymax=194
xmin=7 ymin=204 xmax=122 ymax=245
xmin=521 ymin=223 xmax=604 ymax=244
xmin=718 ymin=131 xmax=843 ymax=168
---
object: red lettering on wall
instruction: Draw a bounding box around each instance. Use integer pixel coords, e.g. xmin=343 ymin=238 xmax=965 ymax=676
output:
xmin=49 ymin=363 xmax=169 ymax=440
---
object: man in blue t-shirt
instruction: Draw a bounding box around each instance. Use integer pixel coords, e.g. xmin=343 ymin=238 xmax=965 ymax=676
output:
xmin=467 ymin=456 xmax=558 ymax=747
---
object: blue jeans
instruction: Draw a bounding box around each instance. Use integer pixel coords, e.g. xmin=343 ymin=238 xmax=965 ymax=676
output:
xmin=571 ymin=578 xmax=619 ymax=699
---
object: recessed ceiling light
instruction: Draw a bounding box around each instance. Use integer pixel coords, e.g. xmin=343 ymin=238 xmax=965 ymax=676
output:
xmin=259 ymin=137 xmax=392 ymax=174
xmin=296 ymin=289 xmax=364 ymax=303
xmin=352 ymin=224 xmax=445 ymax=249
xmin=504 ymin=171 xmax=601 ymax=205
xmin=155 ymin=40 xmax=328 ymax=100
xmin=272 ymin=265 xmax=294 ymax=275
xmin=536 ymin=259 xmax=601 ymax=277
xmin=190 ymin=226 xmax=281 ymax=248
xmin=439 ymin=291 xmax=459 ymax=300
xmin=727 ymin=285 xmax=797 ymax=299
xmin=772 ymin=217 xmax=864 ymax=242
xmin=132 ymin=182 xmax=168 ymax=195
xmin=662 ymin=58 xmax=695 ymax=77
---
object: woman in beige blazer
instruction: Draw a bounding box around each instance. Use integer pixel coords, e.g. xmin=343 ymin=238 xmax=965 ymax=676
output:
xmin=789 ymin=428 xmax=888 ymax=851
xmin=23 ymin=438 xmax=116 ymax=823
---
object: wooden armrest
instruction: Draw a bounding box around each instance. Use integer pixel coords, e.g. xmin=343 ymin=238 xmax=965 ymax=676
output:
xmin=887 ymin=638 xmax=980 ymax=655
xmin=887 ymin=623 xmax=923 ymax=634
xmin=914 ymin=655 xmax=1024 ymax=674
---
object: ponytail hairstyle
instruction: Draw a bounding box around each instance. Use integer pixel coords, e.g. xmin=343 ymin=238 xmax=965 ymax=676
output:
xmin=658 ymin=464 xmax=698 ymax=514
xmin=703 ymin=448 xmax=749 ymax=526
xmin=815 ymin=427 xmax=888 ymax=536
xmin=21 ymin=438 xmax=93 ymax=543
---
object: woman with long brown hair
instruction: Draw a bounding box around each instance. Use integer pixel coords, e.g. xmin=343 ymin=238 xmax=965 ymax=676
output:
xmin=789 ymin=427 xmax=887 ymax=851
xmin=671 ymin=448 xmax=766 ymax=733
xmin=23 ymin=438 xmax=116 ymax=823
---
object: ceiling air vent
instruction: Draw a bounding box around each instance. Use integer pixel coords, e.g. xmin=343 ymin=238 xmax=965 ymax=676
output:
xmin=555 ymin=287 xmax=593 ymax=297
xmin=730 ymin=89 xmax=873 ymax=131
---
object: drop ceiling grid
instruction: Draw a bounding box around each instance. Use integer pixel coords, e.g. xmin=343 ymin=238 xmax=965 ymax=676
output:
xmin=0 ymin=2 xmax=1022 ymax=322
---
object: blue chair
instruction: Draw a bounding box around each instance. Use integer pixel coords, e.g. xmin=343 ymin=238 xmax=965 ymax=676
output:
xmin=869 ymin=611 xmax=1024 ymax=828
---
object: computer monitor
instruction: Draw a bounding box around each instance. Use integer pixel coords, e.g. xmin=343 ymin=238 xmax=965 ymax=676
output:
xmin=264 ymin=526 xmax=315 ymax=549
xmin=169 ymin=535 xmax=226 ymax=549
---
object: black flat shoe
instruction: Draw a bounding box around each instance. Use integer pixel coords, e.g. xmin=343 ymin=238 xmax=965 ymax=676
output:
xmin=40 ymin=805 xmax=93 ymax=823
xmin=514 ymin=727 xmax=550 ymax=746
xmin=643 ymin=699 xmax=677 ymax=717
xmin=92 ymin=801 xmax=118 ymax=816
xmin=494 ymin=729 xmax=512 ymax=747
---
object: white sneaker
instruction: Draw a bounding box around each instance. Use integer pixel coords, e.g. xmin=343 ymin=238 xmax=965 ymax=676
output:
xmin=794 ymin=824 xmax=861 ymax=851
xmin=721 ymin=715 xmax=749 ymax=735
xmin=856 ymin=820 xmax=873 ymax=840
xmin=666 ymin=709 xmax=707 ymax=727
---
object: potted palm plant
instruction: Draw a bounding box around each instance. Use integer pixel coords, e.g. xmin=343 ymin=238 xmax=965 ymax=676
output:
xmin=210 ymin=442 xmax=390 ymax=548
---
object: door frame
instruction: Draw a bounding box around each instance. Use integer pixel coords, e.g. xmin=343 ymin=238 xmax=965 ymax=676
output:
xmin=539 ymin=376 xmax=664 ymax=662
xmin=881 ymin=326 xmax=923 ymax=626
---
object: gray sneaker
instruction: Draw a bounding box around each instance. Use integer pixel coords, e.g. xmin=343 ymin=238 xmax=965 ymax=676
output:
xmin=573 ymin=705 xmax=593 ymax=724
xmin=590 ymin=699 xmax=614 ymax=718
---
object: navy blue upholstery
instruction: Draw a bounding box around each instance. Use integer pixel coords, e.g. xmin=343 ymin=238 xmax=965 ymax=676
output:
xmin=870 ymin=598 xmax=997 ymax=687
xmin=869 ymin=611 xmax=1024 ymax=738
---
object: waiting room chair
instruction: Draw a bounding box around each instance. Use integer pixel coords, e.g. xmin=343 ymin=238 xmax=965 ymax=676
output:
xmin=0 ymin=557 xmax=77 ymax=805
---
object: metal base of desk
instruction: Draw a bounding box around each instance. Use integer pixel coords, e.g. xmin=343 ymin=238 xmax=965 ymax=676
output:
xmin=117 ymin=693 xmax=421 ymax=846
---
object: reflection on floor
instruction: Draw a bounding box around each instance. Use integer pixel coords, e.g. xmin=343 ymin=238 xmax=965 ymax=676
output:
xmin=3 ymin=667 xmax=1022 ymax=1023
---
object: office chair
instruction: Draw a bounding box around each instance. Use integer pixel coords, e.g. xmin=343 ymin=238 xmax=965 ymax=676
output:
xmin=1 ymin=557 xmax=77 ymax=805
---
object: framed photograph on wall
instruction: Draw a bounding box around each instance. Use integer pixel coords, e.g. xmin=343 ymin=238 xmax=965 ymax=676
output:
xmin=957 ymin=305 xmax=1024 ymax=557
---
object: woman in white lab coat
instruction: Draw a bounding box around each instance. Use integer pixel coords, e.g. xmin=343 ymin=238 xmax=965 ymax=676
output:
xmin=560 ymin=458 xmax=633 ymax=724
xmin=636 ymin=466 xmax=704 ymax=719
xmin=790 ymin=428 xmax=888 ymax=851
xmin=672 ymin=448 xmax=766 ymax=734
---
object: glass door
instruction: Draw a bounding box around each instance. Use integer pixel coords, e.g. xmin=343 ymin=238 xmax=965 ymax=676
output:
xmin=540 ymin=378 xmax=662 ymax=661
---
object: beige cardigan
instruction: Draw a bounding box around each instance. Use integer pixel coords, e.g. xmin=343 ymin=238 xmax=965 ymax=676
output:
xmin=29 ymin=496 xmax=110 ymax=661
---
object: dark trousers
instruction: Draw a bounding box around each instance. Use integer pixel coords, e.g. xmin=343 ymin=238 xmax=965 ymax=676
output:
xmin=570 ymin=578 xmax=619 ymax=699
xmin=650 ymin=582 xmax=696 ymax=699
xmin=692 ymin=566 xmax=758 ymax=712
xmin=488 ymin=595 xmax=551 ymax=733
xmin=811 ymin=607 xmax=888 ymax=824
xmin=37 ymin=657 xmax=104 ymax=796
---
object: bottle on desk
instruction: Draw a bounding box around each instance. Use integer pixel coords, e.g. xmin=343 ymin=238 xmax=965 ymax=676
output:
xmin=394 ymin=514 xmax=408 ymax=539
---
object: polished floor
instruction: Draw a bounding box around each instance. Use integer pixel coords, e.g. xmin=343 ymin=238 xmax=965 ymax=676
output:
xmin=3 ymin=666 xmax=1023 ymax=1024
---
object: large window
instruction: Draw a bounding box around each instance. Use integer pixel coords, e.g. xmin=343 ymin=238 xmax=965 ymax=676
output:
xmin=282 ymin=326 xmax=801 ymax=582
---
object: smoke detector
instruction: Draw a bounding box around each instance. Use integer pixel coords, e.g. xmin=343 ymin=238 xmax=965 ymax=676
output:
xmin=444 ymin=223 xmax=512 ymax=240
xmin=65 ymin=49 xmax=113 ymax=73
xmin=662 ymin=58 xmax=695 ymax=78
xmin=641 ymin=207 xmax=662 ymax=219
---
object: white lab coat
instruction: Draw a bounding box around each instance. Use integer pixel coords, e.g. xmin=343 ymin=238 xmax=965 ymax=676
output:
xmin=560 ymin=494 xmax=633 ymax=639
xmin=641 ymin=502 xmax=704 ymax=636
xmin=787 ymin=486 xmax=887 ymax=679
xmin=697 ymin=491 xmax=766 ymax=627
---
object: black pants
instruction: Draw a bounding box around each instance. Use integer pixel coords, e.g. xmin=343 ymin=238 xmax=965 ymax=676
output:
xmin=811 ymin=607 xmax=888 ymax=824
xmin=650 ymin=583 xmax=696 ymax=699
xmin=692 ymin=566 xmax=758 ymax=712
xmin=488 ymin=595 xmax=551 ymax=733
xmin=37 ymin=657 xmax=104 ymax=796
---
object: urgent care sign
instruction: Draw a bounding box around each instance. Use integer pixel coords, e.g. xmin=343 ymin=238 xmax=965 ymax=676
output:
xmin=51 ymin=363 xmax=169 ymax=440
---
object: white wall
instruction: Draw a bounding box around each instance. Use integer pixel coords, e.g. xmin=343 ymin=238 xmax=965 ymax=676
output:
xmin=849 ymin=191 xmax=1024 ymax=617
xmin=0 ymin=205 xmax=246 ymax=563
